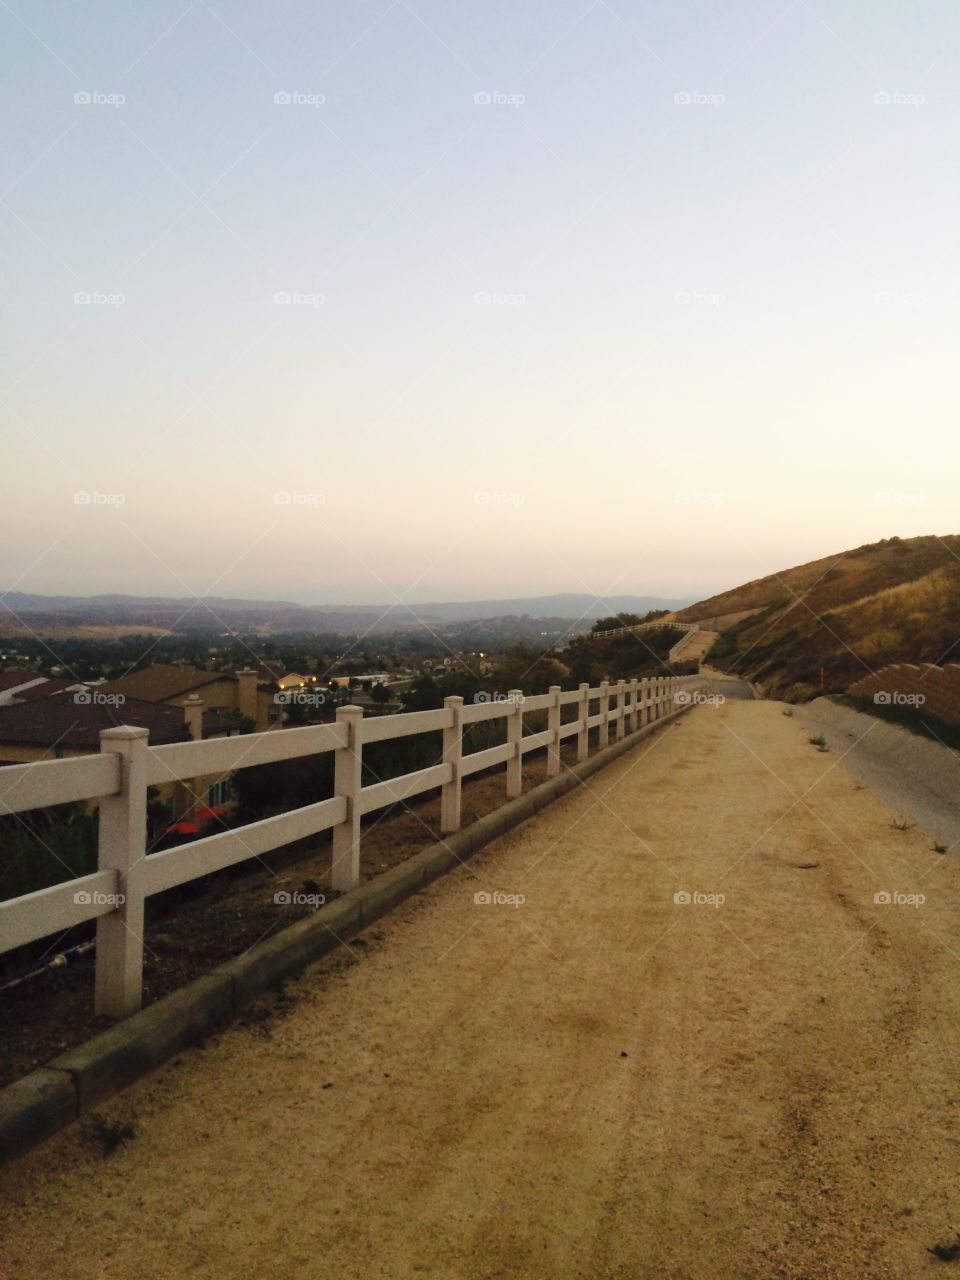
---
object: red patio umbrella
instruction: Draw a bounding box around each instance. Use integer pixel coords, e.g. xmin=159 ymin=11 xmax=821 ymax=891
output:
xmin=194 ymin=805 xmax=226 ymax=822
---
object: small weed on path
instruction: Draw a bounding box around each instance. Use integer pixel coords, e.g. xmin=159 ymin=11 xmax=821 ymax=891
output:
xmin=84 ymin=1114 xmax=136 ymax=1156
xmin=928 ymin=1233 xmax=960 ymax=1261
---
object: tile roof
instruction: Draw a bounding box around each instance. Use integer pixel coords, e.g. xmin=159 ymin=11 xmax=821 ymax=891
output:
xmin=100 ymin=664 xmax=231 ymax=703
xmin=0 ymin=690 xmax=233 ymax=751
xmin=14 ymin=677 xmax=84 ymax=701
xmin=0 ymin=670 xmax=42 ymax=694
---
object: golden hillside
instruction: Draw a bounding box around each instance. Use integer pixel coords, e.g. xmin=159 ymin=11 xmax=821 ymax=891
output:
xmin=678 ymin=535 xmax=960 ymax=699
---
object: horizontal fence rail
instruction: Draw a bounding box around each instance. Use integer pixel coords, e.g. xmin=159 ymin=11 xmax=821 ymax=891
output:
xmin=145 ymin=721 xmax=349 ymax=786
xmin=0 ymin=754 xmax=121 ymax=817
xmin=0 ymin=674 xmax=708 ymax=1019
xmin=590 ymin=620 xmax=698 ymax=640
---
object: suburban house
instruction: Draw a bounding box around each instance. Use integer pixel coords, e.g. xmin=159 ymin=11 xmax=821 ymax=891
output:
xmin=100 ymin=664 xmax=278 ymax=731
xmin=328 ymin=672 xmax=392 ymax=688
xmin=0 ymin=689 xmax=237 ymax=834
xmin=0 ymin=671 xmax=87 ymax=705
xmin=275 ymin=672 xmax=313 ymax=691
xmin=0 ymin=690 xmax=232 ymax=764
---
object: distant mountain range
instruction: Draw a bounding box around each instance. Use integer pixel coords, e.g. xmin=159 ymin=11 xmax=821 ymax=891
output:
xmin=0 ymin=591 xmax=690 ymax=635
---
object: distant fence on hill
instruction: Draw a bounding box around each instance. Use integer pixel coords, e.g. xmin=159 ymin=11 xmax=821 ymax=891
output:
xmin=588 ymin=620 xmax=700 ymax=665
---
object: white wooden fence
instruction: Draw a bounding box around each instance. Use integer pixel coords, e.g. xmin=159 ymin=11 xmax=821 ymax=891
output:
xmin=587 ymin=620 xmax=701 ymax=665
xmin=0 ymin=674 xmax=705 ymax=1019
xmin=590 ymin=620 xmax=698 ymax=641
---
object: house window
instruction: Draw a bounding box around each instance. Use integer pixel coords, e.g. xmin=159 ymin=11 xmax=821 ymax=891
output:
xmin=207 ymin=779 xmax=233 ymax=807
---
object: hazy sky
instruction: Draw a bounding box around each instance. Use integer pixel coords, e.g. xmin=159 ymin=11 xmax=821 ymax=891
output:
xmin=1 ymin=1 xmax=958 ymax=607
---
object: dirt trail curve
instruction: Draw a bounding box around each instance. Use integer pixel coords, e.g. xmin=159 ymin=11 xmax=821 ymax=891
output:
xmin=4 ymin=700 xmax=960 ymax=1280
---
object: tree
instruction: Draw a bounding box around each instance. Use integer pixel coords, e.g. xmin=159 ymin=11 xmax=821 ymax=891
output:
xmin=492 ymin=645 xmax=568 ymax=695
xmin=226 ymin=709 xmax=256 ymax=734
xmin=591 ymin=612 xmax=641 ymax=633
xmin=401 ymin=674 xmax=442 ymax=712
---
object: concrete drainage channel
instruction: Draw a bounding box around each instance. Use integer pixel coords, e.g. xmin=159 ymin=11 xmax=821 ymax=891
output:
xmin=0 ymin=704 xmax=693 ymax=1165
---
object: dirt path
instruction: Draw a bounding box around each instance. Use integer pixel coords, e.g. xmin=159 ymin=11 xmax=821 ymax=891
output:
xmin=4 ymin=700 xmax=960 ymax=1279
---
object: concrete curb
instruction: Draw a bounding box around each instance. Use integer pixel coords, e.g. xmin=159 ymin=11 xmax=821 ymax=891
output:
xmin=0 ymin=705 xmax=689 ymax=1166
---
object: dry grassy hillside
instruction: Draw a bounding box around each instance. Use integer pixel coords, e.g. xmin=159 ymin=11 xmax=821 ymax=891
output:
xmin=678 ymin=534 xmax=960 ymax=699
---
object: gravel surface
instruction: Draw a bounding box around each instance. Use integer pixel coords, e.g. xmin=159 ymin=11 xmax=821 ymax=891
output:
xmin=796 ymin=697 xmax=960 ymax=853
xmin=3 ymin=700 xmax=960 ymax=1279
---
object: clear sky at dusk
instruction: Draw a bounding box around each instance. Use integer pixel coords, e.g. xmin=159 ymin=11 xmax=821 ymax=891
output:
xmin=1 ymin=1 xmax=958 ymax=606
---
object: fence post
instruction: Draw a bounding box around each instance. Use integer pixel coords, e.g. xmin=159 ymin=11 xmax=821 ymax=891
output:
xmin=547 ymin=685 xmax=561 ymax=777
xmin=441 ymin=695 xmax=463 ymax=832
xmin=173 ymin=694 xmax=204 ymax=825
xmin=615 ymin=679 xmax=626 ymax=740
xmin=331 ymin=704 xmax=363 ymax=892
xmin=577 ymin=682 xmax=589 ymax=762
xmin=629 ymin=678 xmax=639 ymax=733
xmin=506 ymin=689 xmax=523 ymax=798
xmin=598 ymin=681 xmax=610 ymax=748
xmin=95 ymin=726 xmax=149 ymax=1019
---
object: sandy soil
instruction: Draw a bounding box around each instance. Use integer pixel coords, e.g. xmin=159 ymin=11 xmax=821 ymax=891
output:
xmin=0 ymin=755 xmax=561 ymax=1087
xmin=3 ymin=699 xmax=960 ymax=1279
xmin=676 ymin=629 xmax=719 ymax=664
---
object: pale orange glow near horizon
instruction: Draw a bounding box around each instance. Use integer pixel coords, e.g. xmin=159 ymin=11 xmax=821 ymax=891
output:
xmin=2 ymin=1 xmax=957 ymax=608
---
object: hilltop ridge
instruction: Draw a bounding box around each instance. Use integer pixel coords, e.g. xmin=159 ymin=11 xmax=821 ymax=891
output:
xmin=678 ymin=534 xmax=960 ymax=698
